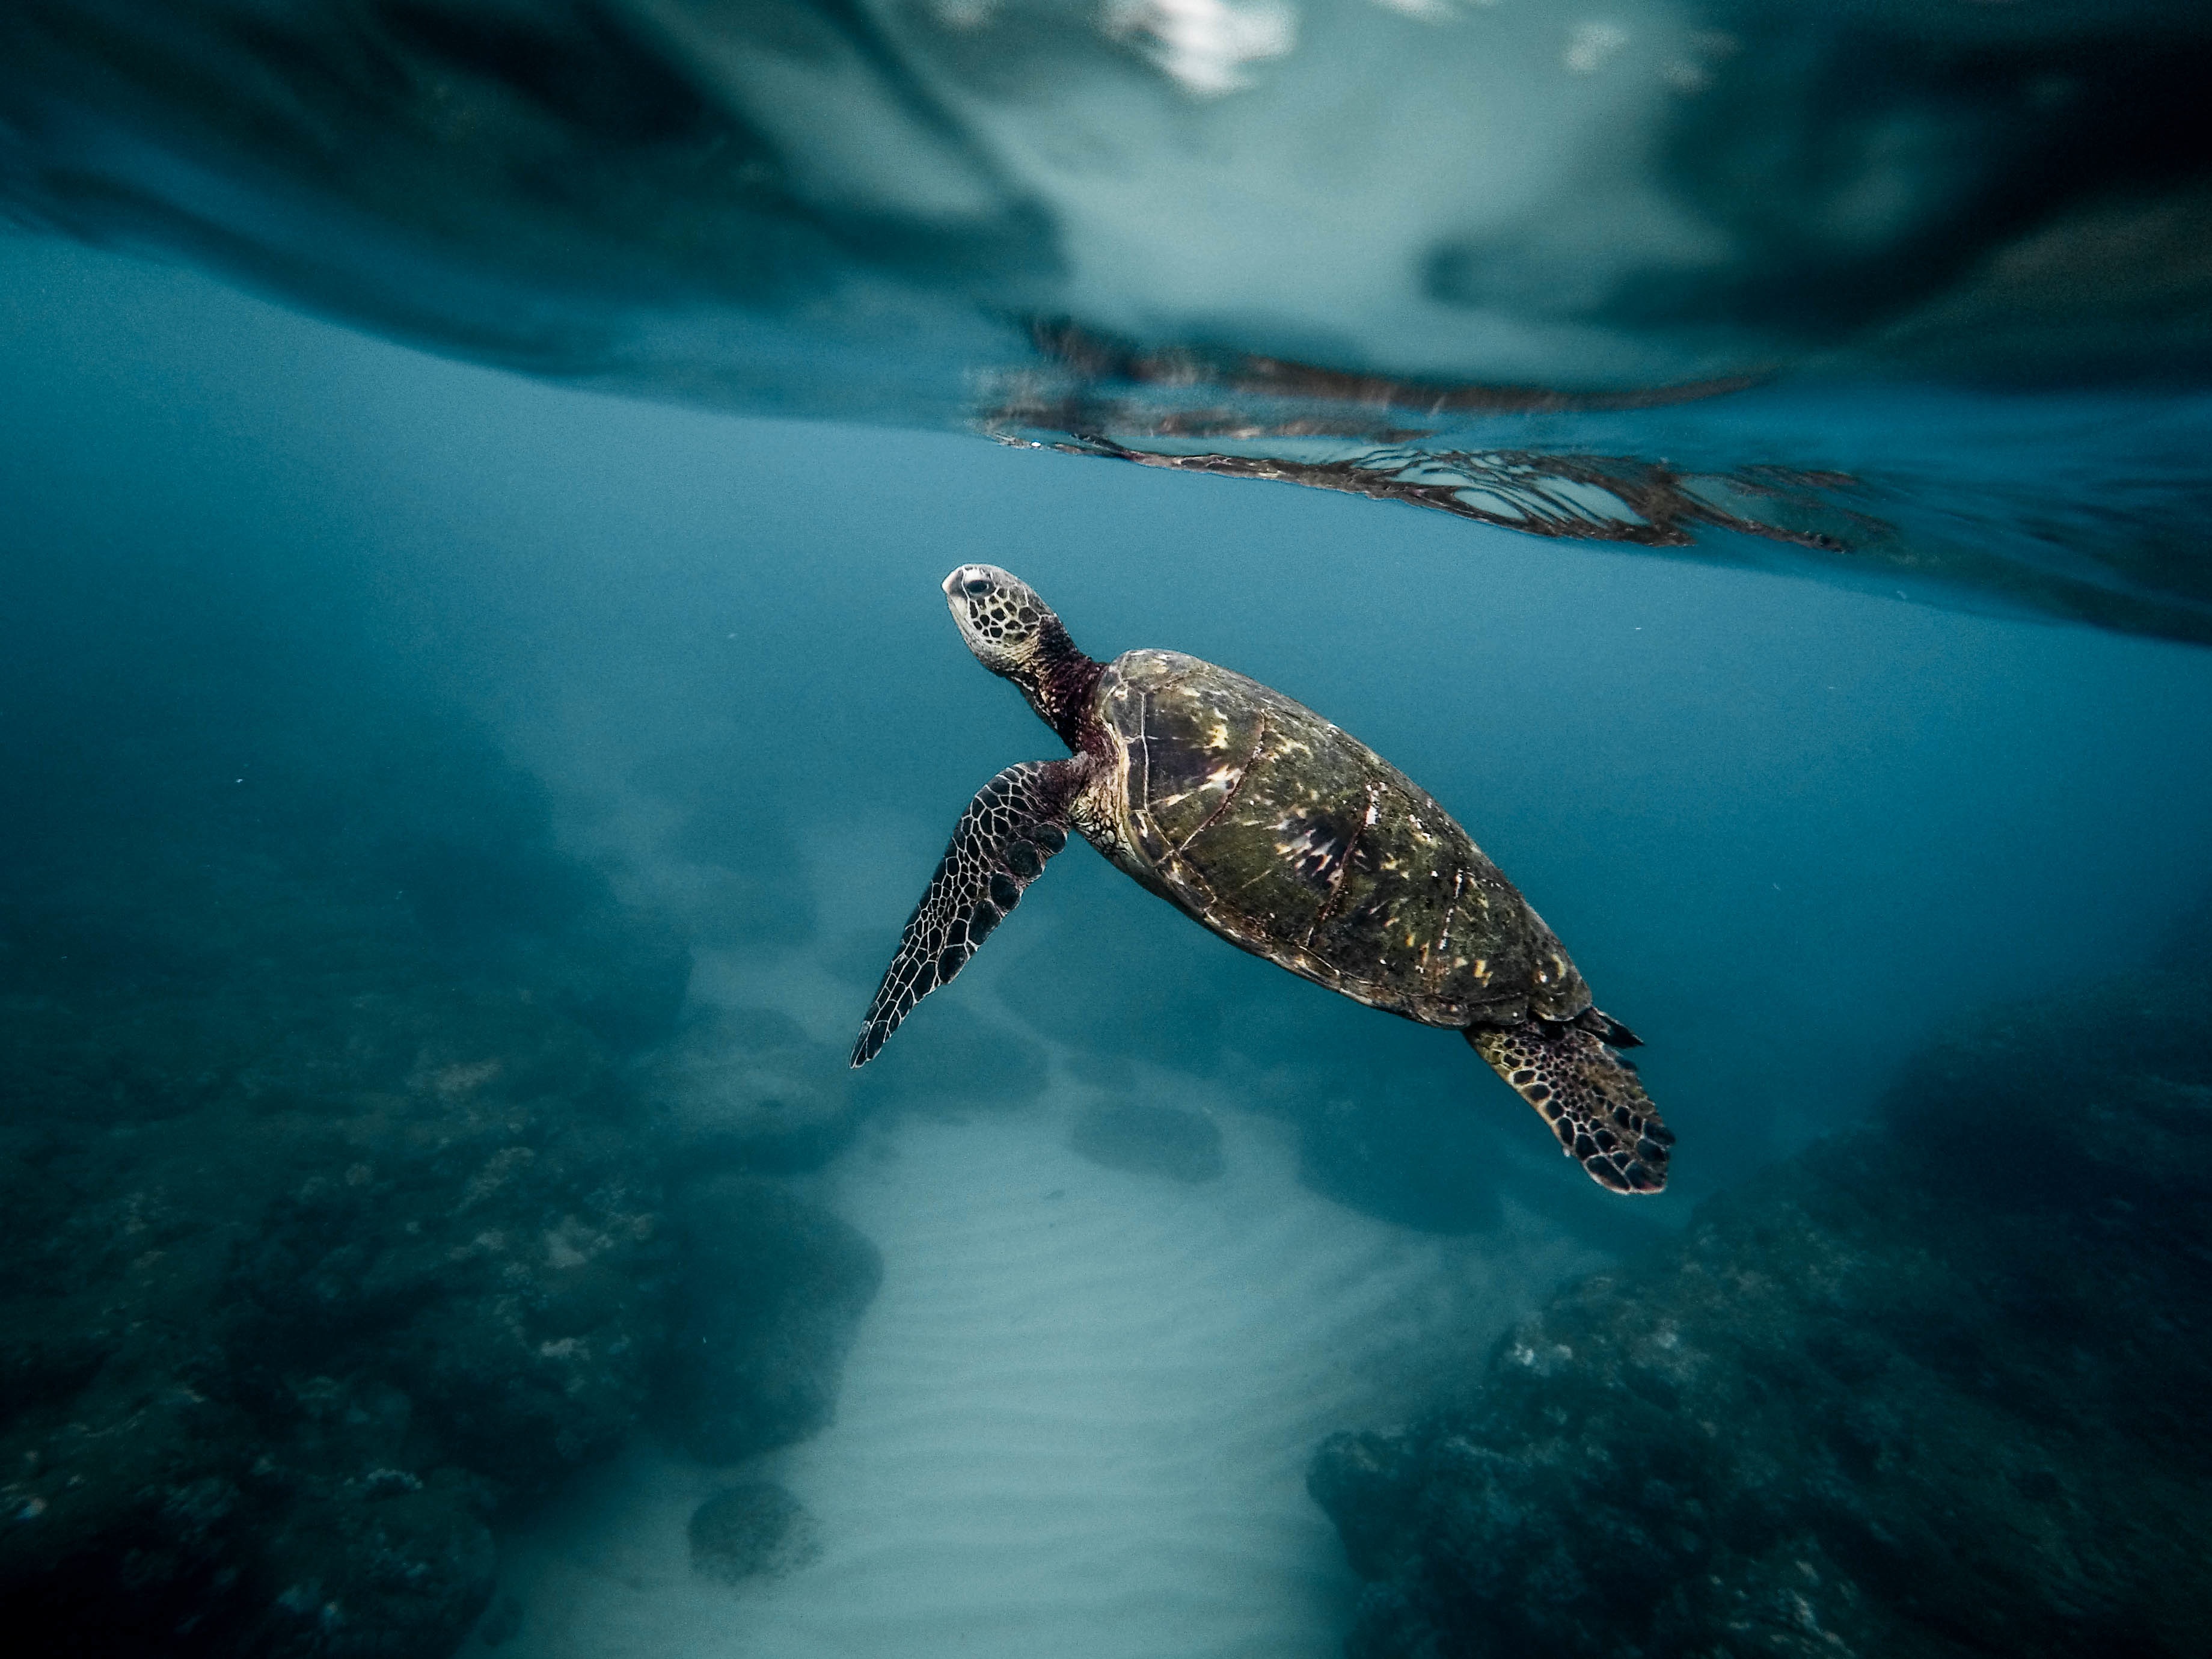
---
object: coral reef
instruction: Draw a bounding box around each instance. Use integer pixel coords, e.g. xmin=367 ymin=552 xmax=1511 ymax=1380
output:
xmin=0 ymin=650 xmax=878 ymax=1654
xmin=1311 ymin=966 xmax=2212 ymax=1659
xmin=0 ymin=906 xmax=675 ymax=1656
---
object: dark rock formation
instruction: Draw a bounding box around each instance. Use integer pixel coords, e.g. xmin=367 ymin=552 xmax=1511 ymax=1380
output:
xmin=658 ymin=1177 xmax=883 ymax=1467
xmin=0 ymin=947 xmax=675 ymax=1658
xmin=0 ymin=607 xmax=884 ymax=1654
xmin=1068 ymin=1100 xmax=1224 ymax=1183
xmin=1310 ymin=968 xmax=2212 ymax=1659
xmin=688 ymin=1482 xmax=821 ymax=1584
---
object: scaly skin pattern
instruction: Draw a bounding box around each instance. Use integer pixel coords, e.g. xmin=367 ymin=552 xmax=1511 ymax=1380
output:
xmin=852 ymin=761 xmax=1076 ymax=1066
xmin=1469 ymin=1023 xmax=1671 ymax=1193
xmin=1088 ymin=650 xmax=1589 ymax=1031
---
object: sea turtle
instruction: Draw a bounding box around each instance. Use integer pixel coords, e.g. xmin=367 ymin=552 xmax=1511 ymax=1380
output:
xmin=852 ymin=566 xmax=1673 ymax=1194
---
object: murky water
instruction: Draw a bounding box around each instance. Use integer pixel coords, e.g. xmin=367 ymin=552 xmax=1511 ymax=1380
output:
xmin=4 ymin=7 xmax=2211 ymax=1656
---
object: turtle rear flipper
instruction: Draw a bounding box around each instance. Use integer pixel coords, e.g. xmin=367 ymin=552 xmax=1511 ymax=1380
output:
xmin=1469 ymin=1020 xmax=1673 ymax=1194
xmin=1573 ymin=1005 xmax=1641 ymax=1048
xmin=851 ymin=757 xmax=1086 ymax=1067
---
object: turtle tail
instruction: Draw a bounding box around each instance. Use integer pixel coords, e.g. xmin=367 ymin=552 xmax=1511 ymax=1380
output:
xmin=1469 ymin=1016 xmax=1672 ymax=1195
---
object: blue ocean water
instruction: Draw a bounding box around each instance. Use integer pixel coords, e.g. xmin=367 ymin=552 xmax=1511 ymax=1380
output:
xmin=4 ymin=5 xmax=2212 ymax=1655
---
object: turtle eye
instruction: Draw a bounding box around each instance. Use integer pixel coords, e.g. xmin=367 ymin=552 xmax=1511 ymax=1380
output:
xmin=963 ymin=578 xmax=994 ymax=597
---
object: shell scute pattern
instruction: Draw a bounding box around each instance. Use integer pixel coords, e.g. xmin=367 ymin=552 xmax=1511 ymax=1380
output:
xmin=1124 ymin=657 xmax=1266 ymax=848
xmin=1097 ymin=654 xmax=1589 ymax=1030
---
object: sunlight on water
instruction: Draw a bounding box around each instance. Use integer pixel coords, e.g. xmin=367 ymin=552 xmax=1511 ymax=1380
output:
xmin=7 ymin=0 xmax=2212 ymax=637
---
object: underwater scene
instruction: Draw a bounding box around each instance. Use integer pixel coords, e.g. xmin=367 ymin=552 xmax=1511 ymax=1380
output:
xmin=5 ymin=2 xmax=2212 ymax=1655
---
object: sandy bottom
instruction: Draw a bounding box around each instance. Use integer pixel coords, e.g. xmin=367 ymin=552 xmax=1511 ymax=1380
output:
xmin=476 ymin=1071 xmax=1599 ymax=1659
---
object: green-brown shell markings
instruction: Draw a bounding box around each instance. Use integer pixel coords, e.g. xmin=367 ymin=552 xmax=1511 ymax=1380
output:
xmin=855 ymin=566 xmax=1674 ymax=1196
xmin=1099 ymin=651 xmax=1588 ymax=1033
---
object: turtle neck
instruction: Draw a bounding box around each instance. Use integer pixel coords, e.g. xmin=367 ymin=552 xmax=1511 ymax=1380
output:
xmin=1010 ymin=619 xmax=1104 ymax=750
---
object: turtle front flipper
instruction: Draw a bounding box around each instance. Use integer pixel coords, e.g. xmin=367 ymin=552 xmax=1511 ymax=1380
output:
xmin=1468 ymin=1019 xmax=1673 ymax=1194
xmin=852 ymin=758 xmax=1086 ymax=1067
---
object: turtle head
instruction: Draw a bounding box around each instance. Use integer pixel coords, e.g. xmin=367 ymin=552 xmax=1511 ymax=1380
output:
xmin=942 ymin=565 xmax=1098 ymax=742
xmin=943 ymin=565 xmax=1064 ymax=678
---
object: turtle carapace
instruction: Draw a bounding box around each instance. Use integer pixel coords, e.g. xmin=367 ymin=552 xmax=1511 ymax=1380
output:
xmin=851 ymin=565 xmax=1673 ymax=1195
